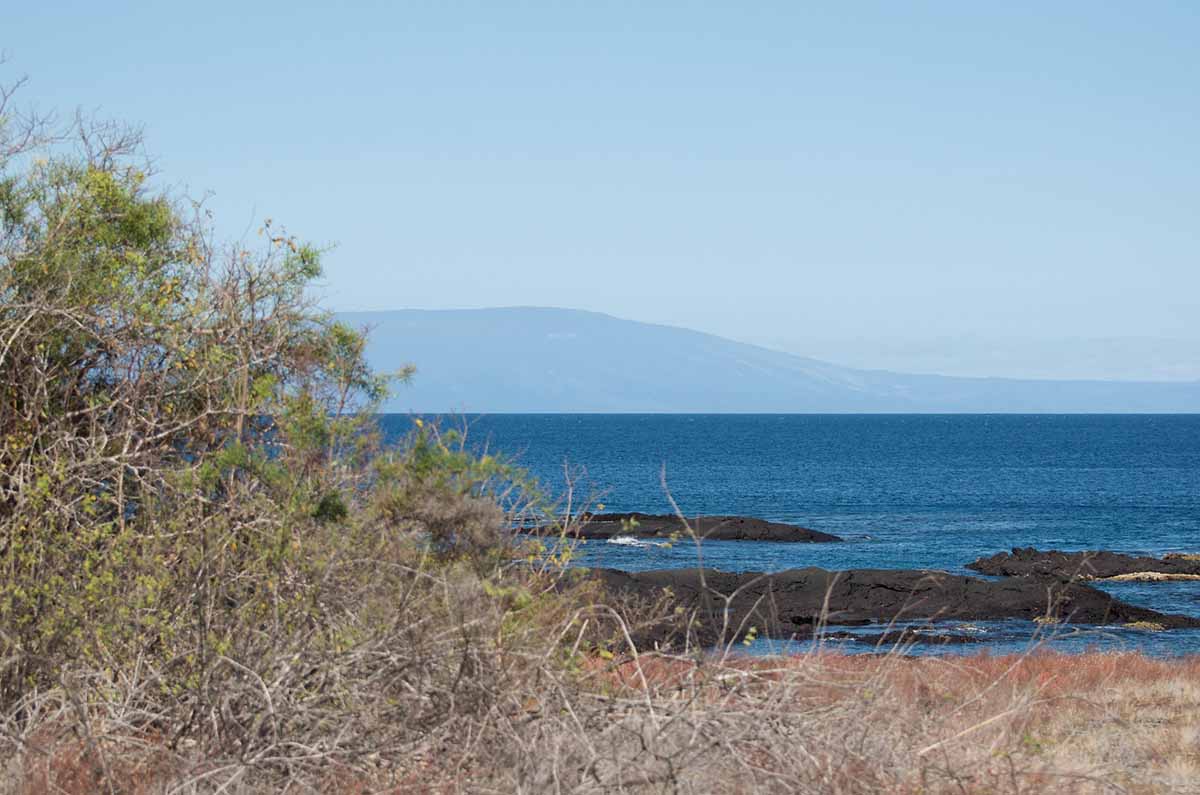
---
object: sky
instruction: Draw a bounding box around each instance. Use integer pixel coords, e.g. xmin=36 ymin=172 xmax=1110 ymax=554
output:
xmin=5 ymin=2 xmax=1199 ymax=378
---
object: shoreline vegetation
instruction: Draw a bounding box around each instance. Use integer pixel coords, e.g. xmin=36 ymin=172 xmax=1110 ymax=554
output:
xmin=3 ymin=85 xmax=1199 ymax=793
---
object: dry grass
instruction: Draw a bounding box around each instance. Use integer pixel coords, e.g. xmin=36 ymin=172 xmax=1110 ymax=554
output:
xmin=573 ymin=650 xmax=1200 ymax=795
xmin=6 ymin=644 xmax=1200 ymax=794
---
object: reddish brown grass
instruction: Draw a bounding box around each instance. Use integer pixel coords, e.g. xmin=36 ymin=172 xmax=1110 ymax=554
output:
xmin=7 ymin=651 xmax=1199 ymax=793
xmin=582 ymin=650 xmax=1200 ymax=794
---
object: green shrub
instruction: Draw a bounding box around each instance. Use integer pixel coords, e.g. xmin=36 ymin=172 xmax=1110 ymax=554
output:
xmin=0 ymin=78 xmax=636 ymax=792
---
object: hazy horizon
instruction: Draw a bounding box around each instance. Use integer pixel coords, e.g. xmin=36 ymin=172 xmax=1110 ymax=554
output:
xmin=333 ymin=307 xmax=1200 ymax=414
xmin=8 ymin=2 xmax=1198 ymax=377
xmin=753 ymin=333 xmax=1200 ymax=383
xmin=346 ymin=305 xmax=1200 ymax=383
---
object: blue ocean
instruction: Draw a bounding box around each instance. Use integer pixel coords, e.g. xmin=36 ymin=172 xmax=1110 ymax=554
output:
xmin=382 ymin=414 xmax=1200 ymax=656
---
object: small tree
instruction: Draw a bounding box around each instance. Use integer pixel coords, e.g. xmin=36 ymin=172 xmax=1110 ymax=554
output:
xmin=0 ymin=73 xmax=601 ymax=791
xmin=0 ymin=75 xmax=394 ymax=702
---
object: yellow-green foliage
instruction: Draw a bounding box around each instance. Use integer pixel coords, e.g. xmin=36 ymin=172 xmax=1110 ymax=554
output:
xmin=0 ymin=128 xmax=422 ymax=704
xmin=0 ymin=85 xmax=644 ymax=793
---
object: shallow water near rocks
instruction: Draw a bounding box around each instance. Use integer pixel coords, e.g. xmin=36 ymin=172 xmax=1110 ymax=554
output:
xmin=382 ymin=414 xmax=1200 ymax=656
xmin=739 ymin=619 xmax=1200 ymax=658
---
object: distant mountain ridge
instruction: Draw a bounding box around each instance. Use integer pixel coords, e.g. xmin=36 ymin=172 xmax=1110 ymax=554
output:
xmin=337 ymin=307 xmax=1200 ymax=413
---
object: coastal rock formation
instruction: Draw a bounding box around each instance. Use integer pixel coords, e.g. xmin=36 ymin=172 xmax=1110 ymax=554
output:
xmin=594 ymin=566 xmax=1200 ymax=648
xmin=561 ymin=512 xmax=842 ymax=543
xmin=967 ymin=548 xmax=1200 ymax=581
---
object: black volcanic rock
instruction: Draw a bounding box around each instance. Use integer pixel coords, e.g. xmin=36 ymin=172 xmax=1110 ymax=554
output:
xmin=967 ymin=548 xmax=1200 ymax=580
xmin=561 ymin=513 xmax=841 ymax=543
xmin=592 ymin=566 xmax=1200 ymax=648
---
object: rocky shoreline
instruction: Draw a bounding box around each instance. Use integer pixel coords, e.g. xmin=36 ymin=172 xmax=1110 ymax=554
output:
xmin=543 ymin=516 xmax=1200 ymax=649
xmin=553 ymin=512 xmax=843 ymax=543
xmin=968 ymin=547 xmax=1200 ymax=581
xmin=593 ymin=565 xmax=1200 ymax=648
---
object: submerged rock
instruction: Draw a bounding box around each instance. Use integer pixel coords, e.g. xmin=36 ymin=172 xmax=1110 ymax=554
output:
xmin=593 ymin=566 xmax=1200 ymax=648
xmin=555 ymin=512 xmax=842 ymax=543
xmin=967 ymin=547 xmax=1200 ymax=581
xmin=825 ymin=628 xmax=985 ymax=647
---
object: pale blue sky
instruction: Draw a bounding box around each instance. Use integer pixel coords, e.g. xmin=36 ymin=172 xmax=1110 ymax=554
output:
xmin=6 ymin=2 xmax=1199 ymax=368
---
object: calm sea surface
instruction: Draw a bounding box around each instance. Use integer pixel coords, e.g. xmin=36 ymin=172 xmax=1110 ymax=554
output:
xmin=381 ymin=414 xmax=1200 ymax=656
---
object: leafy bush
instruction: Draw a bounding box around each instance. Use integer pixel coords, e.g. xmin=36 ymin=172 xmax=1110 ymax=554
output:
xmin=0 ymin=102 xmax=385 ymax=695
xmin=0 ymin=77 xmax=604 ymax=790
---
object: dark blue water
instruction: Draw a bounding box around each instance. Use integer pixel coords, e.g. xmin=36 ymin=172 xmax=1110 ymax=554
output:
xmin=382 ymin=414 xmax=1200 ymax=655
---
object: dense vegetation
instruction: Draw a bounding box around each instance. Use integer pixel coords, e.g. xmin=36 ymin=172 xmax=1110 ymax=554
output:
xmin=3 ymin=77 xmax=1199 ymax=794
xmin=0 ymin=77 xmax=612 ymax=790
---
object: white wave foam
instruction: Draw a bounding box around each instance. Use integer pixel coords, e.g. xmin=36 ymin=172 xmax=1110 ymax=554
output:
xmin=607 ymin=536 xmax=669 ymax=548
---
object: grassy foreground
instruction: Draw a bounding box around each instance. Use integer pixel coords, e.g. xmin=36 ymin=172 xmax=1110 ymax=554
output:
xmin=7 ymin=648 xmax=1199 ymax=793
xmin=592 ymin=650 xmax=1200 ymax=795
